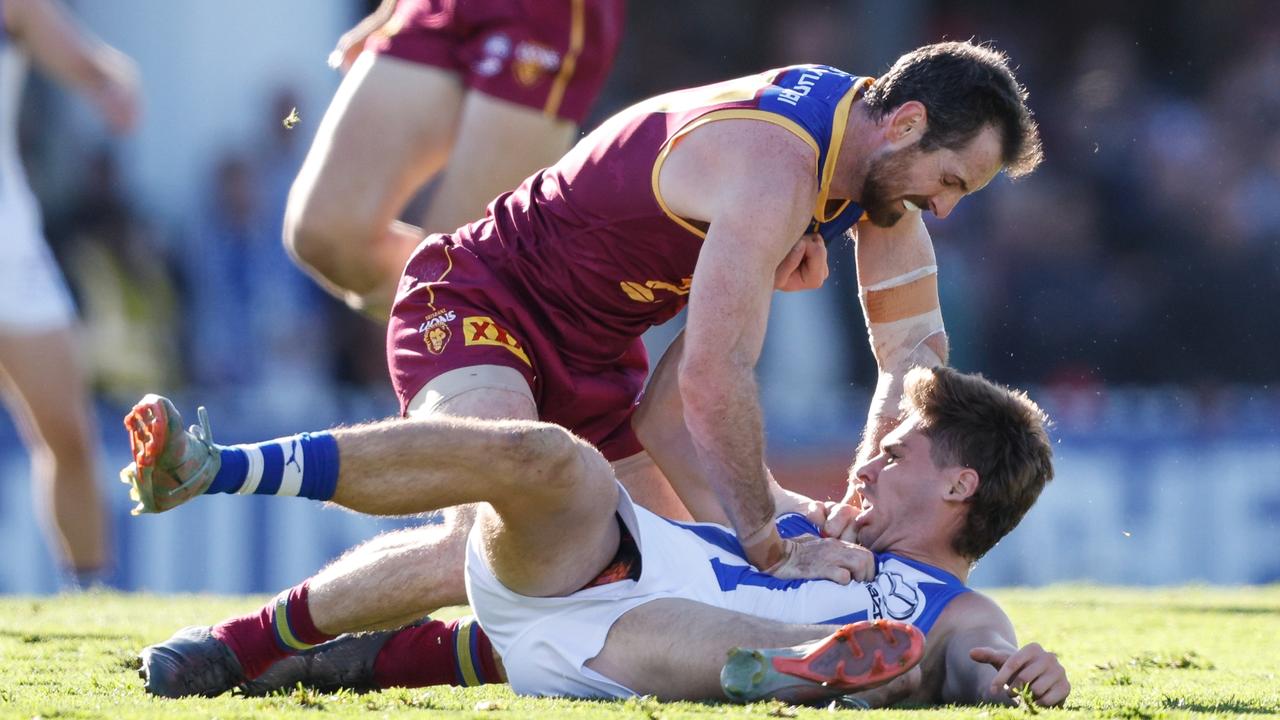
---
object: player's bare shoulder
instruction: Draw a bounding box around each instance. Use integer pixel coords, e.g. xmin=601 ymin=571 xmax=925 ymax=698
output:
xmin=934 ymin=589 xmax=1015 ymax=637
xmin=898 ymin=590 xmax=1012 ymax=704
xmin=657 ymin=117 xmax=819 ymax=224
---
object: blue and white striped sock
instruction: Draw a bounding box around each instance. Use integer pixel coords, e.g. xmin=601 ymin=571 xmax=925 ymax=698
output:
xmin=204 ymin=432 xmax=339 ymax=501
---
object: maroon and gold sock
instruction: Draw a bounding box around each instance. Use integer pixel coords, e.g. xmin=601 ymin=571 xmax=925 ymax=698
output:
xmin=372 ymin=616 xmax=500 ymax=688
xmin=211 ymin=580 xmax=337 ymax=679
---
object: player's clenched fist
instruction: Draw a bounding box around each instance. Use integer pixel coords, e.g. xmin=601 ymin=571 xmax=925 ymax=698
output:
xmin=773 ymin=233 xmax=829 ymax=292
xmin=764 ymin=535 xmax=876 ymax=584
xmin=970 ymin=643 xmax=1070 ymax=707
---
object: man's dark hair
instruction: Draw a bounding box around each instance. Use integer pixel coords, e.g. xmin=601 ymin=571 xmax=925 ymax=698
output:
xmin=864 ymin=41 xmax=1043 ymax=178
xmin=903 ymin=366 xmax=1054 ymax=560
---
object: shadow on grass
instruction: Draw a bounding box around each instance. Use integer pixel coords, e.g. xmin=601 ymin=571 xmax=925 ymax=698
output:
xmin=1 ymin=629 xmax=135 ymax=643
xmin=1161 ymin=604 xmax=1280 ymax=616
xmin=1161 ymin=695 xmax=1280 ymax=714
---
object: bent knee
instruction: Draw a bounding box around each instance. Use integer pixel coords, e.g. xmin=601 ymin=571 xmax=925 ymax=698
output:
xmin=505 ymin=424 xmax=613 ymax=506
xmin=282 ymin=200 xmax=356 ymax=269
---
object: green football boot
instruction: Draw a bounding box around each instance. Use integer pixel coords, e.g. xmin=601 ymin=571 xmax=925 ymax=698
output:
xmin=119 ymin=393 xmax=221 ymax=514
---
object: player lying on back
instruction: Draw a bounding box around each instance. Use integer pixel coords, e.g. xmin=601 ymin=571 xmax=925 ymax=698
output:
xmin=122 ymin=360 xmax=1068 ymax=707
xmin=121 ymin=228 xmax=1068 ymax=706
xmin=217 ymin=361 xmax=1070 ymax=708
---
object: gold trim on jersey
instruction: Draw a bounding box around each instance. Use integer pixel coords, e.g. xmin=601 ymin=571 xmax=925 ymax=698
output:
xmin=543 ymin=0 xmax=585 ymax=118
xmin=650 ymin=109 xmax=821 ymax=239
xmin=813 ymin=77 xmax=871 ymax=222
xmin=425 ymin=242 xmax=454 ymax=311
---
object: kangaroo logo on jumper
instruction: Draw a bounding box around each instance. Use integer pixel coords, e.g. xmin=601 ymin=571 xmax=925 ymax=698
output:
xmin=867 ymin=571 xmax=920 ymax=621
xmin=620 ymin=277 xmax=693 ymax=303
xmin=419 ymin=309 xmax=457 ymax=355
xmin=512 ymin=40 xmax=561 ymax=87
xmin=777 ymin=68 xmax=826 ymax=106
xmin=463 ymin=316 xmax=531 ymax=366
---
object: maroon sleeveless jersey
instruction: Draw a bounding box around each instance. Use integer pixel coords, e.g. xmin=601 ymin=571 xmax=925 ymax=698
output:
xmin=389 ymin=65 xmax=869 ymax=459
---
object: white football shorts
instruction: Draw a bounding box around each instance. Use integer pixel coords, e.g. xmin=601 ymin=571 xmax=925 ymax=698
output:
xmin=0 ymin=182 xmax=75 ymax=332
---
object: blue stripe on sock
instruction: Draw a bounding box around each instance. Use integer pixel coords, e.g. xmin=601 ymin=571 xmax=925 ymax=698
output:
xmin=298 ymin=432 xmax=339 ymax=501
xmin=467 ymin=620 xmax=485 ymax=684
xmin=207 ymin=447 xmax=248 ymax=494
xmin=257 ymin=444 xmax=284 ymax=495
xmin=450 ymin=623 xmax=465 ymax=686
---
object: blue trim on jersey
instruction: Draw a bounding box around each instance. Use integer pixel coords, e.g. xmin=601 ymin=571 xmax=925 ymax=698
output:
xmin=710 ymin=557 xmax=830 ymax=592
xmin=775 ymin=512 xmax=821 ymax=539
xmin=257 ymin=444 xmax=284 ymax=495
xmin=879 ymin=552 xmax=967 ymax=588
xmin=759 ymin=66 xmax=853 ymax=176
xmin=814 ymin=201 xmax=865 ymax=244
xmin=912 ymin=580 xmax=970 ymax=633
xmin=875 ymin=552 xmax=970 ymax=634
xmin=819 ymin=609 xmax=870 ymax=625
xmin=758 ymin=65 xmax=866 ymax=243
xmin=663 ymin=519 xmax=747 ymax=560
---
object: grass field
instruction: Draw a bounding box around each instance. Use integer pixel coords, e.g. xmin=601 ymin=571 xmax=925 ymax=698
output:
xmin=2 ymin=586 xmax=1278 ymax=719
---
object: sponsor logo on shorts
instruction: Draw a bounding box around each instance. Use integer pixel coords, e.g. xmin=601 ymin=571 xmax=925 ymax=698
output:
xmin=419 ymin=309 xmax=457 ymax=355
xmin=619 ymin=276 xmax=693 ymax=303
xmin=462 ymin=315 xmax=531 ymax=366
xmin=867 ymin=571 xmax=920 ymax=621
xmin=512 ymin=40 xmax=561 ymax=87
xmin=473 ymin=34 xmax=511 ymax=78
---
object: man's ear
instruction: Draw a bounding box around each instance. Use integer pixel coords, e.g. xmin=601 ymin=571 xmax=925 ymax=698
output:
xmin=944 ymin=467 xmax=979 ymax=502
xmin=884 ymin=100 xmax=928 ymax=146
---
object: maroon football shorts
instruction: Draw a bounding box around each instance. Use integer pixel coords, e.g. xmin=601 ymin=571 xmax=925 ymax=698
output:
xmin=388 ymin=235 xmax=647 ymax=461
xmin=365 ymin=0 xmax=625 ymax=124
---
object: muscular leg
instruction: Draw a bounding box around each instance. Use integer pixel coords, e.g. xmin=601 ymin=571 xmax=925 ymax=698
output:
xmin=278 ymin=388 xmax=620 ymax=598
xmin=0 ymin=328 xmax=105 ymax=577
xmin=284 ymin=52 xmax=463 ymax=314
xmin=417 ymin=90 xmax=576 ymax=236
xmin=307 ymin=387 xmax=535 ymax=633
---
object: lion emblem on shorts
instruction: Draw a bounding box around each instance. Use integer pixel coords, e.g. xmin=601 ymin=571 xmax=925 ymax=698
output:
xmin=512 ymin=40 xmax=561 ymax=87
xmin=419 ymin=309 xmax=457 ymax=355
xmin=425 ymin=325 xmax=451 ymax=354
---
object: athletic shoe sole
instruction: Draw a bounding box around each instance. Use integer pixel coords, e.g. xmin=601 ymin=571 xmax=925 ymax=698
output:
xmin=721 ymin=619 xmax=924 ymax=704
xmin=124 ymin=394 xmax=171 ymax=470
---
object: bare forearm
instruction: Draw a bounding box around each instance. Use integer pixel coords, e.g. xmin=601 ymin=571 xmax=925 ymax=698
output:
xmin=633 ymin=334 xmax=728 ymax=523
xmin=681 ymin=362 xmax=776 ymax=548
xmin=853 ymin=218 xmax=948 ymax=464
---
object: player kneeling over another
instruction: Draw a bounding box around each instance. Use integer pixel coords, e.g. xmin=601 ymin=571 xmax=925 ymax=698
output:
xmin=122 ymin=363 xmax=1068 ymax=707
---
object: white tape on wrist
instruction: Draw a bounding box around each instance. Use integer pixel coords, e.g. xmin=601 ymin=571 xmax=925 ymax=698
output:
xmin=861 ymin=265 xmax=938 ymax=292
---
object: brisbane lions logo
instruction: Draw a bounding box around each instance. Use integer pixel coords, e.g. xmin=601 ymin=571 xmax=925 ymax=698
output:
xmin=419 ymin=309 xmax=456 ymax=355
xmin=868 ymin=571 xmax=920 ymax=621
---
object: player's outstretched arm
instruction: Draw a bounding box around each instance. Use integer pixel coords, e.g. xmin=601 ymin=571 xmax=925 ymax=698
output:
xmin=4 ymin=0 xmax=139 ymax=134
xmin=937 ymin=593 xmax=1070 ymax=708
xmin=851 ymin=215 xmax=949 ymax=466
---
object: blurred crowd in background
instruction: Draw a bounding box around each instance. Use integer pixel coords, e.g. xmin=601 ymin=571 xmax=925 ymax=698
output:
xmin=17 ymin=0 xmax=1280 ymax=425
xmin=4 ymin=0 xmax=1277 ymax=592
